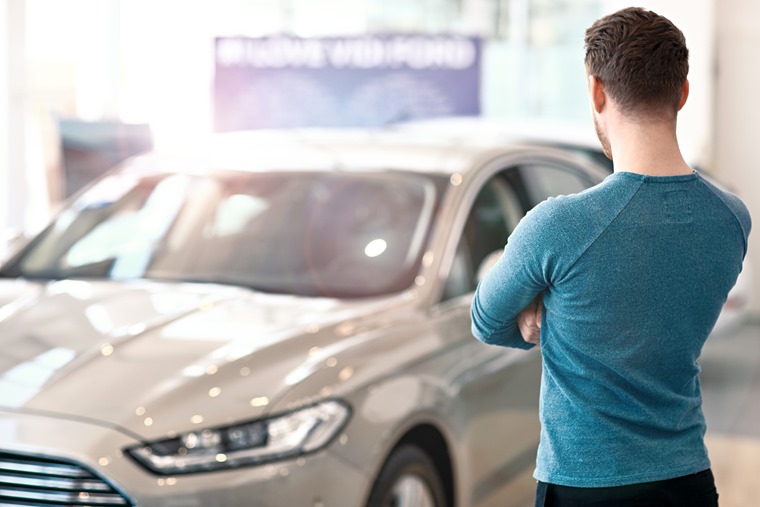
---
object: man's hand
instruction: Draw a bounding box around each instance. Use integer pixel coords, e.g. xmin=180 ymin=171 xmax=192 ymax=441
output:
xmin=518 ymin=296 xmax=543 ymax=345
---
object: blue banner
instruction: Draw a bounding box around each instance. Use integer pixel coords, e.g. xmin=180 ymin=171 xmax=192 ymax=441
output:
xmin=214 ymin=35 xmax=481 ymax=131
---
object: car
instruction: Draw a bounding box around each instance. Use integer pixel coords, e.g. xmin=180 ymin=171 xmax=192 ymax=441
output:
xmin=0 ymin=127 xmax=663 ymax=507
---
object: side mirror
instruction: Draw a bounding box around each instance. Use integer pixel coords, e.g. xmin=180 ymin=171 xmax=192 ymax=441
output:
xmin=476 ymin=250 xmax=503 ymax=283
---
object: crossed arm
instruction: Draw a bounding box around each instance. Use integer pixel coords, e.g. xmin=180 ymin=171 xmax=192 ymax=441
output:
xmin=469 ymin=199 xmax=557 ymax=349
xmin=471 ymin=287 xmax=543 ymax=348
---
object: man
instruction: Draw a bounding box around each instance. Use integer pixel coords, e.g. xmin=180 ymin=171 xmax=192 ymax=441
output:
xmin=471 ymin=7 xmax=750 ymax=507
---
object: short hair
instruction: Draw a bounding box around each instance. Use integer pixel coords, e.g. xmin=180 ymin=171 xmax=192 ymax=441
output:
xmin=584 ymin=7 xmax=689 ymax=119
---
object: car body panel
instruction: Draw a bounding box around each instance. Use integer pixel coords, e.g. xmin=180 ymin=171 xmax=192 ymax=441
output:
xmin=0 ymin=278 xmax=420 ymax=439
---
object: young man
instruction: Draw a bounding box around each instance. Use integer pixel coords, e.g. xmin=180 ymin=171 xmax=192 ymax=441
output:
xmin=471 ymin=7 xmax=751 ymax=507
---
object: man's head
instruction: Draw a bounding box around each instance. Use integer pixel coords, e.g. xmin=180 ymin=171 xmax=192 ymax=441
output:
xmin=584 ymin=7 xmax=689 ymax=122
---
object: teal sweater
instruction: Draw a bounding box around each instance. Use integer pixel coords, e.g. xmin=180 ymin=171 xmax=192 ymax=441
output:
xmin=471 ymin=170 xmax=751 ymax=487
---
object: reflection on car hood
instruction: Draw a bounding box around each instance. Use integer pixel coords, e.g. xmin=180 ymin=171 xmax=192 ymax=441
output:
xmin=0 ymin=278 xmax=400 ymax=438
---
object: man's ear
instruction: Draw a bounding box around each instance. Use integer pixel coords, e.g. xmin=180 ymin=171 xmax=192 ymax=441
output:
xmin=588 ymin=75 xmax=606 ymax=113
xmin=677 ymin=79 xmax=689 ymax=111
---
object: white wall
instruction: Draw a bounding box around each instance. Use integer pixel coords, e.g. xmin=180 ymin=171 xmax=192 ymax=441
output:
xmin=715 ymin=0 xmax=760 ymax=315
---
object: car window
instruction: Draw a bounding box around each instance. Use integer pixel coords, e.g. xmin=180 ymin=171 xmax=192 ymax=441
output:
xmin=441 ymin=172 xmax=522 ymax=301
xmin=519 ymin=164 xmax=591 ymax=207
xmin=4 ymin=170 xmax=447 ymax=299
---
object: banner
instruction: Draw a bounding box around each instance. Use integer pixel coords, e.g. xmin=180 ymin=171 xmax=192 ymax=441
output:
xmin=214 ymin=35 xmax=481 ymax=131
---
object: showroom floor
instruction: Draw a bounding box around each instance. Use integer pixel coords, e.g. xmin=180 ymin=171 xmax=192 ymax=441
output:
xmin=701 ymin=320 xmax=760 ymax=507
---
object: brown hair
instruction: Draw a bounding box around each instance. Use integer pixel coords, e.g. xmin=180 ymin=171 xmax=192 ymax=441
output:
xmin=584 ymin=7 xmax=689 ymax=119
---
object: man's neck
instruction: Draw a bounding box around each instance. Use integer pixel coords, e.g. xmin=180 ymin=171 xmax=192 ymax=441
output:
xmin=609 ymin=119 xmax=692 ymax=177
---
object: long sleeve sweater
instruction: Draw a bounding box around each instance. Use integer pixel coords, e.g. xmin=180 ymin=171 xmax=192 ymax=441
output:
xmin=471 ymin=170 xmax=751 ymax=487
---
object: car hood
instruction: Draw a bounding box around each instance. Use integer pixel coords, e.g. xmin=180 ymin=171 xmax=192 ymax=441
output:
xmin=0 ymin=278 xmax=405 ymax=439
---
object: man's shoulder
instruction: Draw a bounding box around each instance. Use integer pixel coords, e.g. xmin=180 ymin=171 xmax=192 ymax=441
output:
xmin=508 ymin=175 xmax=640 ymax=279
xmin=697 ymin=173 xmax=752 ymax=242
xmin=510 ymin=177 xmax=638 ymax=264
xmin=529 ymin=175 xmax=633 ymax=226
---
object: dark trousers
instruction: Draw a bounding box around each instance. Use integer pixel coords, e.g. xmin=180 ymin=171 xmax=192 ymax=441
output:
xmin=535 ymin=469 xmax=719 ymax=507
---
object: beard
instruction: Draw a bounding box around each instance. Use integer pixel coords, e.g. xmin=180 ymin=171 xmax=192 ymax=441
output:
xmin=593 ymin=115 xmax=613 ymax=160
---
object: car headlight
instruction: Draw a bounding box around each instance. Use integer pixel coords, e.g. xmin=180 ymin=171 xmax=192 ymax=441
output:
xmin=126 ymin=400 xmax=351 ymax=475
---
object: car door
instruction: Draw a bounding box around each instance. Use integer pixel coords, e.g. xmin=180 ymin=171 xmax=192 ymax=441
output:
xmin=430 ymin=157 xmax=603 ymax=507
xmin=430 ymin=164 xmax=542 ymax=507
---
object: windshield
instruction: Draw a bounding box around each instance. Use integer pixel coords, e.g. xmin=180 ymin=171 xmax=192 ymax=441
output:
xmin=3 ymin=170 xmax=444 ymax=298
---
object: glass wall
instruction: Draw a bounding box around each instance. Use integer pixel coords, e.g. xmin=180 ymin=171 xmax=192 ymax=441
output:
xmin=25 ymin=0 xmax=602 ymax=138
xmin=14 ymin=0 xmax=602 ymax=226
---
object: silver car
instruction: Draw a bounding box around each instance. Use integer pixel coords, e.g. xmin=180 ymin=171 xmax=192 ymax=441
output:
xmin=0 ymin=129 xmax=610 ymax=507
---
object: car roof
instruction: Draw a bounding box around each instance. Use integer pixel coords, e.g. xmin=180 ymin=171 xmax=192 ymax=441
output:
xmin=393 ymin=116 xmax=604 ymax=150
xmin=392 ymin=117 xmax=615 ymax=173
xmin=124 ymin=122 xmax=607 ymax=178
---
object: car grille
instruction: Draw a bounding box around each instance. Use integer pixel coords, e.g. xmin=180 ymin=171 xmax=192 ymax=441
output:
xmin=0 ymin=451 xmax=133 ymax=506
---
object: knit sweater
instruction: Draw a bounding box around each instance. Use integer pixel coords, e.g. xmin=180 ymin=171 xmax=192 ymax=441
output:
xmin=471 ymin=170 xmax=751 ymax=487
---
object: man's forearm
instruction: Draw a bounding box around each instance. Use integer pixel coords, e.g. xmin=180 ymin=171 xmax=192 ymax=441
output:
xmin=471 ymin=285 xmax=536 ymax=350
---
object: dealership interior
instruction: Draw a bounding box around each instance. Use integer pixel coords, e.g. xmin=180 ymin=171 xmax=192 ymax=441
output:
xmin=0 ymin=1 xmax=758 ymax=506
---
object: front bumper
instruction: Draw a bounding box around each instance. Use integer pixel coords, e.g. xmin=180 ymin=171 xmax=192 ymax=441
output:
xmin=0 ymin=410 xmax=369 ymax=507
